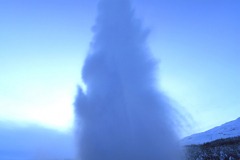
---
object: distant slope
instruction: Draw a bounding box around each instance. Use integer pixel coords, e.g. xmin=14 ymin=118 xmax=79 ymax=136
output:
xmin=181 ymin=117 xmax=240 ymax=145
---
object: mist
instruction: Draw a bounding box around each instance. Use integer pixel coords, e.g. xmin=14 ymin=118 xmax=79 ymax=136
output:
xmin=74 ymin=0 xmax=180 ymax=159
xmin=0 ymin=121 xmax=74 ymax=160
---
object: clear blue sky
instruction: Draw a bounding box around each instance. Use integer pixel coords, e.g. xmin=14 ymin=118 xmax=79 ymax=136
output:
xmin=0 ymin=0 xmax=239 ymax=136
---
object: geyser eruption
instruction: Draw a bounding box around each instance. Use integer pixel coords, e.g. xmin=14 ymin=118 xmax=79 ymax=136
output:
xmin=74 ymin=0 xmax=180 ymax=159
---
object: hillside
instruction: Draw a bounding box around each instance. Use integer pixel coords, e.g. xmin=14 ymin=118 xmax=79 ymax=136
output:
xmin=182 ymin=136 xmax=240 ymax=160
xmin=182 ymin=117 xmax=240 ymax=145
xmin=181 ymin=117 xmax=240 ymax=160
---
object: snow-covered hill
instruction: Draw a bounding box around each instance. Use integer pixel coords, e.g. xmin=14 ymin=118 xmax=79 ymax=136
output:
xmin=181 ymin=117 xmax=240 ymax=145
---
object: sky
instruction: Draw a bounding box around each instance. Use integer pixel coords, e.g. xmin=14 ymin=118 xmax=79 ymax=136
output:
xmin=0 ymin=0 xmax=239 ymax=139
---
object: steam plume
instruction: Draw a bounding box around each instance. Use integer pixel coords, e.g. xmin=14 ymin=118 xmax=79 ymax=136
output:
xmin=74 ymin=0 xmax=180 ymax=159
